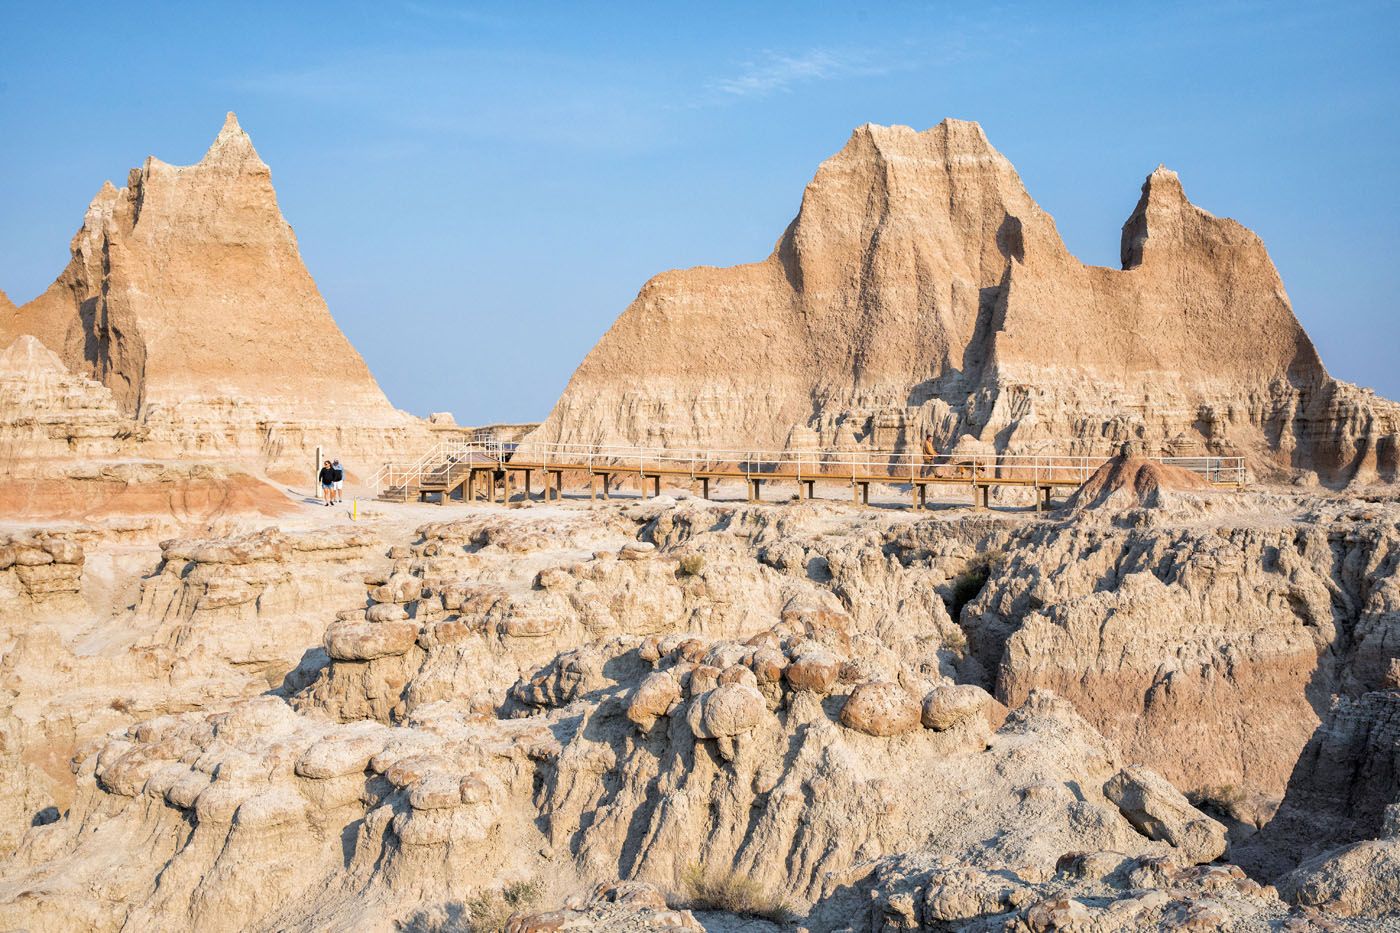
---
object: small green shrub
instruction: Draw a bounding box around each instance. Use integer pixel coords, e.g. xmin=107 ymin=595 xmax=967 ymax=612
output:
xmin=947 ymin=549 xmax=1005 ymax=620
xmin=502 ymin=878 xmax=543 ymax=908
xmin=682 ymin=863 xmax=794 ymax=924
xmin=678 ymin=553 xmax=706 ymax=576
xmin=464 ymin=878 xmax=544 ymax=932
xmin=1190 ymin=783 xmax=1247 ymax=819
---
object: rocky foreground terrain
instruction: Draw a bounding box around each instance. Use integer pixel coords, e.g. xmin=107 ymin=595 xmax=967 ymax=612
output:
xmin=1 ymin=468 xmax=1398 ymax=931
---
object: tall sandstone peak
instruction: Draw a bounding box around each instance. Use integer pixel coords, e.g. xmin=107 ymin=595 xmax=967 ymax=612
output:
xmin=531 ymin=120 xmax=1399 ymax=483
xmin=1 ymin=113 xmax=425 ymax=471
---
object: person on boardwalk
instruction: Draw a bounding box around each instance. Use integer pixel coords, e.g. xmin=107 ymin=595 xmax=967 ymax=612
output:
xmin=318 ymin=460 xmax=336 ymax=506
xmin=331 ymin=459 xmax=345 ymax=504
xmin=921 ymin=433 xmax=937 ymax=476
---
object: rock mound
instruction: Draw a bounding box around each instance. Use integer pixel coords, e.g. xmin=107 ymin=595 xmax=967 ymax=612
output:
xmin=528 ymin=120 xmax=1399 ymax=484
xmin=1065 ymin=451 xmax=1212 ymax=511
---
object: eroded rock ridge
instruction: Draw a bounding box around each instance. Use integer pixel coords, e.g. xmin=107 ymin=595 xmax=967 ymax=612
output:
xmin=531 ymin=120 xmax=1399 ymax=485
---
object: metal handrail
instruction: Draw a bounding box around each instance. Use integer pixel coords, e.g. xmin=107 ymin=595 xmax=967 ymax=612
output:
xmin=371 ymin=438 xmax=1247 ymax=495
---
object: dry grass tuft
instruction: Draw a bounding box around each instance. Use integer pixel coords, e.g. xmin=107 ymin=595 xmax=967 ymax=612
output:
xmin=464 ymin=878 xmax=545 ymax=932
xmin=681 ymin=863 xmax=795 ymax=923
xmin=677 ymin=553 xmax=706 ymax=576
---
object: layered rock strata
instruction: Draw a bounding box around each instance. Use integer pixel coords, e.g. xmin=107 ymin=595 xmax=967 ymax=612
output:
xmin=529 ymin=120 xmax=1400 ymax=484
xmin=1 ymin=491 xmax=1398 ymax=927
xmin=962 ymin=503 xmax=1400 ymax=800
xmin=0 ymin=336 xmax=128 ymax=462
xmin=1237 ymin=686 xmax=1400 ymax=907
xmin=0 ymin=532 xmax=84 ymax=615
xmin=0 ymin=507 xmax=1239 ymax=932
xmin=1 ymin=114 xmax=431 ymax=476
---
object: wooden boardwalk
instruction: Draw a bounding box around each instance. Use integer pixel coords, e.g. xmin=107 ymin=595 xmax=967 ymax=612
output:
xmin=373 ymin=440 xmax=1246 ymax=513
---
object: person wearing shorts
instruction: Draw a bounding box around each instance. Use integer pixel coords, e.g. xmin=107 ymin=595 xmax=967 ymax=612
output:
xmin=318 ymin=460 xmax=336 ymax=506
xmin=331 ymin=459 xmax=345 ymax=504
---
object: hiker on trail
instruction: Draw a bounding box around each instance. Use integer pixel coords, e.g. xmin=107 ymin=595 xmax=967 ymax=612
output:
xmin=331 ymin=459 xmax=345 ymax=504
xmin=318 ymin=460 xmax=336 ymax=507
xmin=921 ymin=433 xmax=937 ymax=476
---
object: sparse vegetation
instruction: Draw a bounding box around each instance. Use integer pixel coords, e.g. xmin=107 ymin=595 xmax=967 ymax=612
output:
xmin=678 ymin=553 xmax=706 ymax=576
xmin=1190 ymin=783 xmax=1248 ymax=820
xmin=463 ymin=878 xmax=544 ymax=932
xmin=682 ymin=863 xmax=795 ymax=924
xmin=947 ymin=548 xmax=1005 ymax=620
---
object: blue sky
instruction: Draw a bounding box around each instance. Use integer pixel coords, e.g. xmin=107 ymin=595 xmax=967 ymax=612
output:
xmin=2 ymin=1 xmax=1397 ymax=423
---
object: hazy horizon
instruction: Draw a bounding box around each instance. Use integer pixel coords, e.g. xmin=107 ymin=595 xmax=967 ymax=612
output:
xmin=2 ymin=0 xmax=1397 ymax=425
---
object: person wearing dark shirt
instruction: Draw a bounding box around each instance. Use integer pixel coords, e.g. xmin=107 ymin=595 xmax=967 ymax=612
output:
xmin=318 ymin=460 xmax=336 ymax=507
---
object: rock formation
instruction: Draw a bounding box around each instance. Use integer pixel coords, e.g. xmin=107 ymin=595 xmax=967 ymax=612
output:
xmin=1 ymin=482 xmax=1398 ymax=927
xmin=529 ymin=120 xmax=1400 ymax=485
xmin=5 ymin=113 xmax=1400 ymax=931
xmin=1 ymin=114 xmax=431 ymax=477
xmin=1064 ymin=450 xmax=1211 ymax=511
xmin=1236 ymin=687 xmax=1400 ymax=893
xmin=0 ymin=336 xmax=129 ymax=462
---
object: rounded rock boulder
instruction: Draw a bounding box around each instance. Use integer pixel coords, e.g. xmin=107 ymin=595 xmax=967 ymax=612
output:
xmin=921 ymin=683 xmax=995 ymax=731
xmin=687 ymin=683 xmax=766 ymax=739
xmin=626 ymin=670 xmax=683 ymax=732
xmin=785 ymin=649 xmax=841 ymax=694
xmin=840 ymin=681 xmax=921 ymax=737
xmin=370 ymin=573 xmax=422 ymax=604
xmin=324 ymin=619 xmax=419 ymax=661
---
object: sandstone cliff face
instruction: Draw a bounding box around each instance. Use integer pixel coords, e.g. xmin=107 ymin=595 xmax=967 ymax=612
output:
xmin=960 ymin=504 xmax=1400 ymax=802
xmin=1 ymin=114 xmax=429 ymax=474
xmin=529 ymin=120 xmax=1400 ymax=484
xmin=0 ymin=336 xmax=129 ymax=462
xmin=1236 ymin=688 xmax=1400 ymax=883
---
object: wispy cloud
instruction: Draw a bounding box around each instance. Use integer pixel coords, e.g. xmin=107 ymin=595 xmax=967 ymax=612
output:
xmin=706 ymin=48 xmax=893 ymax=100
xmin=400 ymin=1 xmax=504 ymax=28
xmin=226 ymin=49 xmax=678 ymax=154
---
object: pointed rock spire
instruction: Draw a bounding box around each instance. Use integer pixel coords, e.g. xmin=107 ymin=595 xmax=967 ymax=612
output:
xmin=201 ymin=111 xmax=267 ymax=171
xmin=1121 ymin=164 xmax=1191 ymax=269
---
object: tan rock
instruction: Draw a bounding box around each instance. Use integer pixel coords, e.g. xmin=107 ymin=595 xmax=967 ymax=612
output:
xmin=627 ymin=671 xmax=683 ymax=732
xmin=1276 ymin=838 xmax=1400 ymax=918
xmin=921 ymin=683 xmax=997 ymax=731
xmin=370 ymin=573 xmax=422 ymax=605
xmin=784 ymin=649 xmax=841 ymax=694
xmin=1067 ymin=451 xmax=1212 ymax=511
xmin=323 ymin=620 xmax=418 ymax=661
xmin=840 ymin=681 xmax=921 ymax=736
xmin=365 ymin=603 xmax=408 ymax=623
xmin=619 ymin=541 xmax=657 ymax=560
xmin=1103 ymin=766 xmax=1227 ymax=864
xmin=523 ymin=119 xmax=1399 ymax=485
xmin=686 ymin=683 xmax=766 ymax=739
xmin=1 ymin=114 xmax=430 ymax=473
xmin=294 ymin=731 xmax=387 ymax=779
